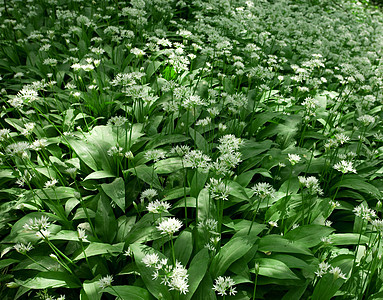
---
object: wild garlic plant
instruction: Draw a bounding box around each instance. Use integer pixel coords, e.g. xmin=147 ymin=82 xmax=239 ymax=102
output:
xmin=1 ymin=0 xmax=383 ymax=299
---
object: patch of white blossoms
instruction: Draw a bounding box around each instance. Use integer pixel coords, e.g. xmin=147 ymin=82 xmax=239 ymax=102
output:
xmin=23 ymin=215 xmax=53 ymax=239
xmin=147 ymin=200 xmax=171 ymax=214
xmin=212 ymin=276 xmax=237 ymax=296
xmin=142 ymin=254 xmax=189 ymax=294
xmin=205 ymin=178 xmax=231 ymax=201
xmin=251 ymin=182 xmax=276 ymax=199
xmin=298 ymin=176 xmax=323 ymax=195
xmin=333 ymin=160 xmax=357 ymax=174
xmin=157 ymin=218 xmax=182 ymax=235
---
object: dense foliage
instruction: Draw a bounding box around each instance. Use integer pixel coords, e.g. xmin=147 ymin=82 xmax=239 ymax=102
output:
xmin=1 ymin=0 xmax=383 ymax=299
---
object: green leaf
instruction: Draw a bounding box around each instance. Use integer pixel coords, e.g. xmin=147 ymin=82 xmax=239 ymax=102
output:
xmin=104 ymin=286 xmax=153 ymax=300
xmin=189 ymin=127 xmax=208 ymax=153
xmin=16 ymin=272 xmax=81 ymax=289
xmin=81 ymin=275 xmax=102 ymax=300
xmin=0 ymin=259 xmax=19 ymax=269
xmin=73 ymin=243 xmax=124 ymax=261
xmin=183 ymin=248 xmax=210 ymax=300
xmin=174 ymin=230 xmax=193 ymax=265
xmin=330 ymin=233 xmax=369 ymax=245
xmin=330 ymin=175 xmax=381 ymax=198
xmin=284 ymin=225 xmax=335 ymax=248
xmin=84 ymin=170 xmax=115 ymax=181
xmin=252 ymin=258 xmax=300 ymax=280
xmin=258 ymin=235 xmax=312 ymax=256
xmin=128 ymin=164 xmax=162 ymax=189
xmin=154 ymin=157 xmax=184 ymax=174
xmin=101 ymin=177 xmax=126 ymax=211
xmin=210 ymin=236 xmax=254 ymax=277
xmin=95 ymin=193 xmax=117 ymax=243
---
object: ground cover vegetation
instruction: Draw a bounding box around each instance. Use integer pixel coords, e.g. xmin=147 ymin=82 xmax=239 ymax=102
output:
xmin=1 ymin=0 xmax=383 ymax=299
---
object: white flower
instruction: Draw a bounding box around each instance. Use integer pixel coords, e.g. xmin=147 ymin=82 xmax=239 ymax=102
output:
xmin=329 ymin=266 xmax=347 ymax=280
xmin=357 ymin=114 xmax=375 ymax=126
xmin=251 ymin=182 xmax=276 ymax=199
xmin=371 ymin=219 xmax=383 ymax=232
xmin=140 ymin=189 xmax=158 ymax=201
xmin=143 ymin=253 xmax=160 ymax=267
xmin=183 ymin=150 xmax=211 ymax=172
xmin=198 ymin=219 xmax=218 ymax=233
xmin=98 ymin=275 xmax=113 ymax=289
xmin=157 ymin=218 xmax=182 ymax=235
xmin=268 ymin=221 xmax=278 ymax=228
xmin=147 ymin=200 xmax=171 ymax=214
xmin=353 ymin=204 xmax=376 ymax=221
xmin=321 ymin=236 xmax=333 ymax=245
xmin=212 ymin=276 xmax=237 ymax=296
xmin=31 ymin=138 xmax=48 ymax=151
xmin=145 ymin=149 xmax=167 ymax=162
xmin=44 ymin=179 xmax=58 ymax=188
xmin=14 ymin=242 xmax=34 ymax=254
xmin=217 ymin=135 xmax=243 ymax=154
xmin=0 ymin=129 xmax=11 ymax=141
xmin=205 ymin=178 xmax=231 ymax=201
xmin=77 ymin=227 xmax=88 ymax=241
xmin=333 ymin=160 xmax=357 ymax=174
xmin=315 ymin=261 xmax=331 ymax=277
xmin=6 ymin=142 xmax=30 ymax=158
xmin=23 ymin=215 xmax=51 ymax=231
xmin=298 ymin=176 xmax=323 ymax=195
xmin=288 ymin=153 xmax=301 ymax=165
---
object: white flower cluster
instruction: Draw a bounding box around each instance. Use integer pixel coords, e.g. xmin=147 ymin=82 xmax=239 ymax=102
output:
xmin=251 ymin=182 xmax=276 ymax=199
xmin=98 ymin=275 xmax=113 ymax=289
xmin=156 ymin=218 xmax=182 ymax=235
xmin=14 ymin=242 xmax=34 ymax=254
xmin=205 ymin=178 xmax=231 ymax=201
xmin=288 ymin=153 xmax=301 ymax=165
xmin=333 ymin=160 xmax=357 ymax=174
xmin=145 ymin=149 xmax=167 ymax=162
xmin=315 ymin=261 xmax=347 ymax=280
xmin=147 ymin=200 xmax=171 ymax=214
xmin=142 ymin=254 xmax=189 ymax=294
xmin=353 ymin=204 xmax=376 ymax=222
xmin=212 ymin=276 xmax=237 ymax=296
xmin=140 ymin=189 xmax=158 ymax=201
xmin=23 ymin=215 xmax=53 ymax=239
xmin=298 ymin=176 xmax=323 ymax=195
xmin=183 ymin=150 xmax=211 ymax=173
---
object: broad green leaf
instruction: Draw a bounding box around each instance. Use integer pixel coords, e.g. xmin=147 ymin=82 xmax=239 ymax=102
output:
xmin=330 ymin=233 xmax=369 ymax=245
xmin=125 ymin=214 xmax=158 ymax=245
xmin=0 ymin=259 xmax=19 ymax=269
xmin=312 ymin=271 xmax=346 ymax=300
xmin=154 ymin=157 xmax=184 ymax=174
xmin=284 ymin=224 xmax=335 ymax=248
xmin=330 ymin=175 xmax=381 ymax=198
xmin=16 ymin=272 xmax=81 ymax=289
xmin=128 ymin=164 xmax=162 ymax=189
xmin=84 ymin=170 xmax=115 ymax=181
xmin=174 ymin=230 xmax=193 ymax=265
xmin=252 ymin=258 xmax=300 ymax=280
xmin=210 ymin=236 xmax=255 ymax=277
xmin=189 ymin=127 xmax=208 ymax=153
xmin=104 ymin=286 xmax=153 ymax=300
xmin=81 ymin=275 xmax=102 ymax=300
xmin=183 ymin=248 xmax=210 ymax=300
xmin=95 ymin=193 xmax=117 ymax=243
xmin=258 ymin=235 xmax=312 ymax=256
xmin=101 ymin=177 xmax=126 ymax=211
xmin=73 ymin=243 xmax=124 ymax=261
